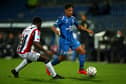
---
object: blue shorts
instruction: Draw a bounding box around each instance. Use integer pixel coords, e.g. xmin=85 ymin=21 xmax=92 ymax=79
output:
xmin=57 ymin=37 xmax=81 ymax=56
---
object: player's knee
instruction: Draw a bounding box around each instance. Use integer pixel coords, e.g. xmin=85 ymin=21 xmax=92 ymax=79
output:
xmin=82 ymin=49 xmax=86 ymax=54
xmin=79 ymin=49 xmax=86 ymax=55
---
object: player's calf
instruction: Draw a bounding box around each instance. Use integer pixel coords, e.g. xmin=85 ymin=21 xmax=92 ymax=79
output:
xmin=38 ymin=55 xmax=64 ymax=79
xmin=11 ymin=59 xmax=32 ymax=78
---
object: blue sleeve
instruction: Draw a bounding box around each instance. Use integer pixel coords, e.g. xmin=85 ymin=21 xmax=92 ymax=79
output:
xmin=54 ymin=17 xmax=62 ymax=28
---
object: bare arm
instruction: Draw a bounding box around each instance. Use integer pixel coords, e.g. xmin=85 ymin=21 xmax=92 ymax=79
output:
xmin=77 ymin=25 xmax=94 ymax=34
xmin=51 ymin=26 xmax=60 ymax=36
xmin=33 ymin=41 xmax=52 ymax=55
xmin=33 ymin=41 xmax=47 ymax=53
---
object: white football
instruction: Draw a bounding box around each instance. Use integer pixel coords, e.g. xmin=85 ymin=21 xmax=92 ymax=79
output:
xmin=86 ymin=66 xmax=97 ymax=77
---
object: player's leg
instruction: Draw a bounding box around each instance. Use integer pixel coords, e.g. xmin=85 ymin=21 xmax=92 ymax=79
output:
xmin=46 ymin=42 xmax=69 ymax=76
xmin=11 ymin=59 xmax=32 ymax=78
xmin=11 ymin=52 xmax=63 ymax=79
xmin=28 ymin=52 xmax=64 ymax=79
xmin=14 ymin=59 xmax=32 ymax=72
xmin=51 ymin=55 xmax=66 ymax=65
xmin=76 ymin=45 xmax=87 ymax=75
xmin=38 ymin=54 xmax=64 ymax=79
xmin=71 ymin=40 xmax=87 ymax=75
xmin=11 ymin=54 xmax=32 ymax=78
xmin=46 ymin=54 xmax=66 ymax=76
xmin=51 ymin=40 xmax=69 ymax=66
xmin=71 ymin=51 xmax=78 ymax=61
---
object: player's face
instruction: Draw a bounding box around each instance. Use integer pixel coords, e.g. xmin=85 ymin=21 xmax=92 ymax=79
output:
xmin=37 ymin=23 xmax=41 ymax=29
xmin=81 ymin=15 xmax=86 ymax=21
xmin=65 ymin=7 xmax=73 ymax=17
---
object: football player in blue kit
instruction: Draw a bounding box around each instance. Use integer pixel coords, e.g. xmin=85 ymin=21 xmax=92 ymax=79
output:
xmin=47 ymin=4 xmax=93 ymax=76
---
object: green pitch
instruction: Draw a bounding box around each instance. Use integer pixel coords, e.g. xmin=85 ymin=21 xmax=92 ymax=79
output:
xmin=0 ymin=58 xmax=126 ymax=84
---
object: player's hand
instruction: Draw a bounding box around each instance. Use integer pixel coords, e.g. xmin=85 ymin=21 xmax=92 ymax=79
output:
xmin=56 ymin=28 xmax=61 ymax=36
xmin=51 ymin=27 xmax=61 ymax=36
xmin=88 ymin=30 xmax=94 ymax=35
xmin=57 ymin=31 xmax=61 ymax=36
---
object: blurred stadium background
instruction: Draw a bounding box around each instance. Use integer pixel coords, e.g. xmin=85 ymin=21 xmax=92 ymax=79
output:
xmin=0 ymin=0 xmax=126 ymax=63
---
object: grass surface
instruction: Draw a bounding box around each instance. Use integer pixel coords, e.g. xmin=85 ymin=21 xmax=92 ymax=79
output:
xmin=0 ymin=58 xmax=126 ymax=84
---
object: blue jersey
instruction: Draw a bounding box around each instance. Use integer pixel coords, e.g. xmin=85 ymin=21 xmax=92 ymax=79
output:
xmin=54 ymin=15 xmax=79 ymax=41
xmin=54 ymin=15 xmax=81 ymax=56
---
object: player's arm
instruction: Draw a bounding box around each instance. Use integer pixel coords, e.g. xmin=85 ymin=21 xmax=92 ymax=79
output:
xmin=33 ymin=41 xmax=46 ymax=53
xmin=51 ymin=26 xmax=60 ymax=36
xmin=74 ymin=17 xmax=94 ymax=34
xmin=51 ymin=17 xmax=62 ymax=36
xmin=77 ymin=25 xmax=94 ymax=34
xmin=33 ymin=42 xmax=52 ymax=55
xmin=33 ymin=30 xmax=52 ymax=55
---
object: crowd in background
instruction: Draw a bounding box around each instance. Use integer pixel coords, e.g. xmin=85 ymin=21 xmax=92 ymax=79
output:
xmin=97 ymin=30 xmax=126 ymax=63
xmin=0 ymin=32 xmax=20 ymax=58
xmin=0 ymin=28 xmax=126 ymax=63
xmin=0 ymin=13 xmax=126 ymax=63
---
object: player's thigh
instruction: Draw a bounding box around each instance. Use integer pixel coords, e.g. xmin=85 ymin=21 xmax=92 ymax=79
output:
xmin=19 ymin=52 xmax=40 ymax=61
xmin=27 ymin=52 xmax=40 ymax=61
xmin=58 ymin=43 xmax=69 ymax=57
xmin=71 ymin=39 xmax=81 ymax=50
xmin=71 ymin=40 xmax=86 ymax=54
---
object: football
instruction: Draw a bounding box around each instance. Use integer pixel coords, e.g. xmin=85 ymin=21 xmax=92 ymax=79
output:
xmin=86 ymin=66 xmax=97 ymax=77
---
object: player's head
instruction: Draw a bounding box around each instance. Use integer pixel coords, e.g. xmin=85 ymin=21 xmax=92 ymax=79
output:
xmin=64 ymin=4 xmax=74 ymax=17
xmin=80 ymin=14 xmax=87 ymax=21
xmin=32 ymin=17 xmax=42 ymax=27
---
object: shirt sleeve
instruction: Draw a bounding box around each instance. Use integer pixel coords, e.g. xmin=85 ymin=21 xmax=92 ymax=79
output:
xmin=54 ymin=17 xmax=62 ymax=28
xmin=33 ymin=30 xmax=40 ymax=42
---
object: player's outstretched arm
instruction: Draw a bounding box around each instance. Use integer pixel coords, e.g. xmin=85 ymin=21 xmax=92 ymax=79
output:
xmin=33 ymin=41 xmax=53 ymax=55
xmin=78 ymin=25 xmax=94 ymax=34
xmin=51 ymin=26 xmax=61 ymax=36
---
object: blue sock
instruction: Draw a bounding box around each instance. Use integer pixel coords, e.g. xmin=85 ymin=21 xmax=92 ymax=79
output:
xmin=79 ymin=54 xmax=86 ymax=70
xmin=51 ymin=55 xmax=60 ymax=66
